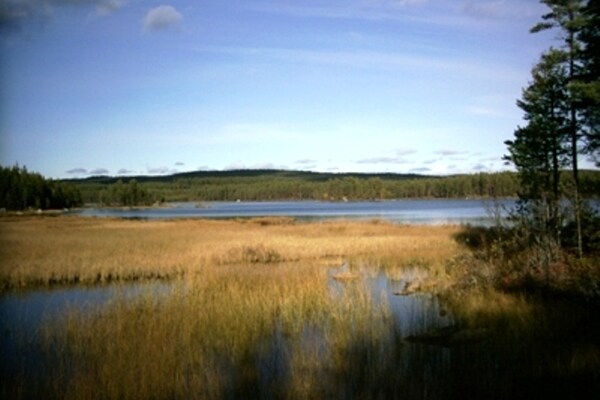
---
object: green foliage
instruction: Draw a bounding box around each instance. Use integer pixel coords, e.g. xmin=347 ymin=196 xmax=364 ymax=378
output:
xmin=505 ymin=49 xmax=570 ymax=239
xmin=579 ymin=0 xmax=600 ymax=162
xmin=70 ymin=170 xmax=525 ymax=204
xmin=506 ymin=0 xmax=600 ymax=256
xmin=97 ymin=179 xmax=155 ymax=207
xmin=0 ymin=164 xmax=82 ymax=211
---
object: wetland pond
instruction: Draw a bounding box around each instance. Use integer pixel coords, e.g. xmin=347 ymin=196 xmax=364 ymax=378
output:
xmin=2 ymin=265 xmax=599 ymax=399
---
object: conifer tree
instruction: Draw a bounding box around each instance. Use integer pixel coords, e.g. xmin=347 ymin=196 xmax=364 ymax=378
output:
xmin=505 ymin=49 xmax=570 ymax=242
xmin=530 ymin=0 xmax=589 ymax=256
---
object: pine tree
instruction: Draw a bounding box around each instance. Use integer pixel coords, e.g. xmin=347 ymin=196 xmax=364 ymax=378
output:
xmin=505 ymin=49 xmax=570 ymax=241
xmin=531 ymin=0 xmax=589 ymax=256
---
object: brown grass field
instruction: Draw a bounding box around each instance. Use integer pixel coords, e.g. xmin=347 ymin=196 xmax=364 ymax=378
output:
xmin=0 ymin=216 xmax=461 ymax=290
xmin=2 ymin=216 xmax=599 ymax=399
xmin=0 ymin=216 xmax=462 ymax=399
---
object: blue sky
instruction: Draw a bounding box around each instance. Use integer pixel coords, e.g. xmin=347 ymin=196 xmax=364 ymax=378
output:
xmin=0 ymin=0 xmax=581 ymax=179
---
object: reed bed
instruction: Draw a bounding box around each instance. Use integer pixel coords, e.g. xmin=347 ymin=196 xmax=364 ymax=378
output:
xmin=0 ymin=216 xmax=461 ymax=290
xmin=8 ymin=263 xmax=394 ymax=399
xmin=2 ymin=216 xmax=599 ymax=399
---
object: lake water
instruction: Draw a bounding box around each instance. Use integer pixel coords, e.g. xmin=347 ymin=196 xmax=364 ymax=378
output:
xmin=2 ymin=268 xmax=599 ymax=398
xmin=77 ymin=199 xmax=516 ymax=225
xmin=0 ymin=273 xmax=451 ymax=387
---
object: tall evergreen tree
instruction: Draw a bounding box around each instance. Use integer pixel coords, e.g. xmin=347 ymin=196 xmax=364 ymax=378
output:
xmin=531 ymin=0 xmax=589 ymax=256
xmin=579 ymin=0 xmax=600 ymax=162
xmin=505 ymin=49 xmax=570 ymax=241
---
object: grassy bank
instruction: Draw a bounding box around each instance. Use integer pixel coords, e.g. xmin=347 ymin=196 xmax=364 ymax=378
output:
xmin=0 ymin=216 xmax=460 ymax=290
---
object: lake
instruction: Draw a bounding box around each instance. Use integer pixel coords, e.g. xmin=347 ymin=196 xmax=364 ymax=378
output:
xmin=77 ymin=199 xmax=516 ymax=224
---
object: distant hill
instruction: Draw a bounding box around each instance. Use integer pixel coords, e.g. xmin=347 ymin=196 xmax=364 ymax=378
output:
xmin=63 ymin=169 xmax=437 ymax=184
xmin=62 ymin=168 xmax=599 ymax=206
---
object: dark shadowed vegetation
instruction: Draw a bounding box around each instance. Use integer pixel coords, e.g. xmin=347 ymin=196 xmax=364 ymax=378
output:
xmin=0 ymin=165 xmax=82 ymax=211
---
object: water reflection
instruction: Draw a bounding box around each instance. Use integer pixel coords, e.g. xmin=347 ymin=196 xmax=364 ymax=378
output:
xmin=2 ymin=270 xmax=599 ymax=398
xmin=77 ymin=199 xmax=516 ymax=225
xmin=0 ymin=283 xmax=169 ymax=379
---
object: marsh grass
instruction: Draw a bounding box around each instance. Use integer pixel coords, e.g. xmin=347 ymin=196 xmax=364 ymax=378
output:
xmin=0 ymin=216 xmax=461 ymax=290
xmin=20 ymin=263 xmax=396 ymax=399
xmin=3 ymin=216 xmax=599 ymax=399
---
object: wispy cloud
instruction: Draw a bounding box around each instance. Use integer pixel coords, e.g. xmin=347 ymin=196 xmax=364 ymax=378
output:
xmin=460 ymin=1 xmax=506 ymax=19
xmin=410 ymin=167 xmax=431 ymax=173
xmin=147 ymin=165 xmax=177 ymax=175
xmin=396 ymin=148 xmax=418 ymax=156
xmin=223 ymin=162 xmax=287 ymax=171
xmin=94 ymin=0 xmax=127 ymax=17
xmin=356 ymin=157 xmax=410 ymax=164
xmin=472 ymin=163 xmax=488 ymax=171
xmin=142 ymin=5 xmax=182 ymax=33
xmin=66 ymin=167 xmax=87 ymax=175
xmin=435 ymin=150 xmax=469 ymax=156
xmin=90 ymin=168 xmax=109 ymax=175
xmin=117 ymin=168 xmax=135 ymax=175
xmin=192 ymin=45 xmax=523 ymax=83
xmin=245 ymin=0 xmax=541 ymax=30
xmin=460 ymin=0 xmax=545 ymax=21
xmin=0 ymin=0 xmax=127 ymax=34
xmin=295 ymin=158 xmax=316 ymax=165
xmin=245 ymin=0 xmax=430 ymax=23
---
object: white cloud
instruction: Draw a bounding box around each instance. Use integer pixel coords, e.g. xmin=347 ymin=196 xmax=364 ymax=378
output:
xmin=142 ymin=5 xmax=182 ymax=32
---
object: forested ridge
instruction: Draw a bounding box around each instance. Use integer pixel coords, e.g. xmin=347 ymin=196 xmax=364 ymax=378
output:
xmin=66 ymin=168 xmax=600 ymax=206
xmin=3 ymin=166 xmax=599 ymax=209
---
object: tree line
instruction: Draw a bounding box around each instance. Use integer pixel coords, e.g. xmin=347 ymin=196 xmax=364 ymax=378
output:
xmin=72 ymin=170 xmax=600 ymax=205
xmin=0 ymin=165 xmax=83 ymax=211
xmin=71 ymin=171 xmax=521 ymax=204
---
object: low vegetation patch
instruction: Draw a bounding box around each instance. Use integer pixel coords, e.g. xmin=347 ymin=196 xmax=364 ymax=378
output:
xmin=0 ymin=216 xmax=461 ymax=291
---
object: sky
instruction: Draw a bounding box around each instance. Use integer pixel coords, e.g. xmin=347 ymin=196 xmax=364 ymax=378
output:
xmin=1 ymin=0 xmax=590 ymax=179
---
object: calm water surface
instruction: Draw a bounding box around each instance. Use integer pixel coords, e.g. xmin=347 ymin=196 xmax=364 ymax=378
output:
xmin=2 ymin=270 xmax=599 ymax=398
xmin=78 ymin=199 xmax=516 ymax=225
xmin=0 ymin=274 xmax=446 ymax=382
